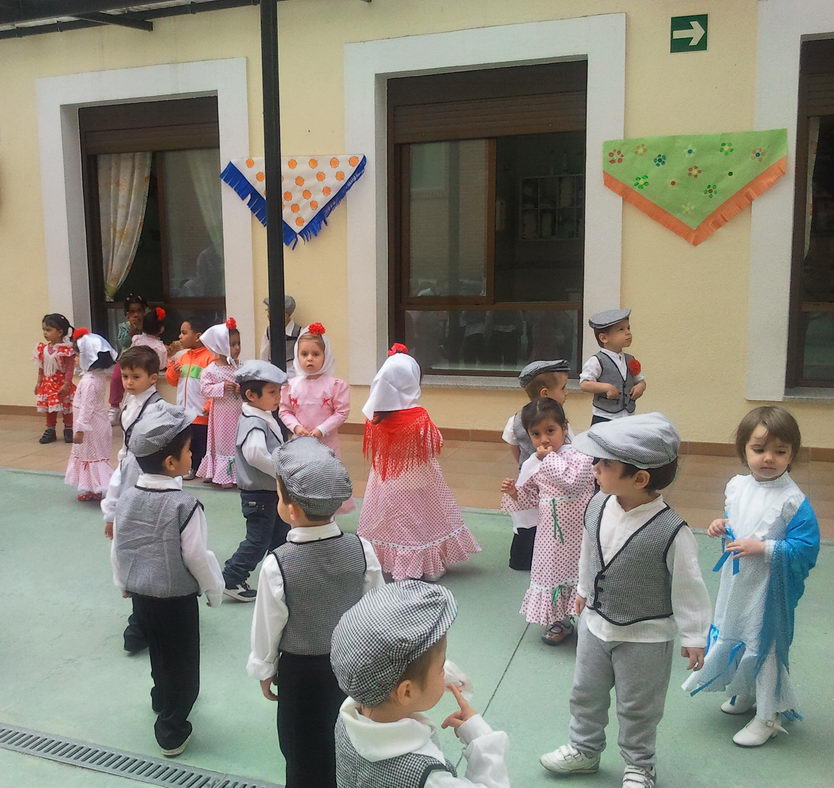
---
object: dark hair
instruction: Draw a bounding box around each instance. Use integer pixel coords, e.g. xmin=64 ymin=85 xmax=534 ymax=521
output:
xmin=135 ymin=425 xmax=192 ymax=475
xmin=123 ymin=293 xmax=147 ymax=313
xmin=184 ymin=315 xmax=212 ymax=334
xmin=593 ymin=320 xmax=628 ymax=348
xmin=229 ymin=328 xmax=240 ymax=340
xmin=276 ymin=476 xmax=330 ymax=523
xmin=523 ymin=370 xmax=568 ymax=400
xmin=520 ymin=397 xmax=568 ymax=433
xmin=615 ymin=458 xmax=679 ymax=491
xmin=735 ymin=406 xmax=801 ymax=466
xmin=42 ymin=313 xmax=71 ymax=337
xmin=120 ymin=345 xmax=160 ymax=376
xmin=89 ymin=351 xmax=116 ymax=371
xmin=396 ymin=637 xmax=446 ymax=692
xmin=240 ymin=379 xmax=269 ymax=401
xmin=142 ymin=308 xmax=165 ymax=336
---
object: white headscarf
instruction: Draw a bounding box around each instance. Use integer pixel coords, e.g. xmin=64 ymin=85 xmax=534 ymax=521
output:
xmin=76 ymin=332 xmax=117 ymax=373
xmin=292 ymin=324 xmax=335 ymax=380
xmin=361 ymin=352 xmax=421 ymax=420
xmin=200 ymin=319 xmax=238 ymax=366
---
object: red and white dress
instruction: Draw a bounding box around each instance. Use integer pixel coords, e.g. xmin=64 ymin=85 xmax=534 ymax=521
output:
xmin=358 ymin=407 xmax=481 ymax=580
xmin=196 ymin=362 xmax=239 ymax=485
xmin=34 ymin=341 xmax=76 ymax=414
xmin=64 ymin=369 xmax=114 ymax=495
xmin=503 ymin=445 xmax=595 ymax=626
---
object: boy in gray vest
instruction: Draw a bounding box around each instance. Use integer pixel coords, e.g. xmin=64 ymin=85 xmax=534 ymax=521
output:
xmin=223 ymin=360 xmax=289 ymax=601
xmin=247 ymin=437 xmax=383 ymax=788
xmin=579 ymin=309 xmax=646 ymax=426
xmin=112 ymin=401 xmax=224 ymax=758
xmin=330 ymin=581 xmax=510 ymax=788
xmin=539 ymin=413 xmax=710 ymax=788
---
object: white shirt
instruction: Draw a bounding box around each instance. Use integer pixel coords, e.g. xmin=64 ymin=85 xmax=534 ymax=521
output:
xmin=580 ymin=349 xmax=645 ymax=420
xmin=337 ymin=698 xmax=510 ymax=788
xmin=110 ymin=473 xmax=225 ymax=607
xmin=240 ymin=402 xmax=284 ymax=478
xmin=576 ymin=494 xmax=711 ymax=647
xmin=246 ymin=522 xmax=384 ymax=680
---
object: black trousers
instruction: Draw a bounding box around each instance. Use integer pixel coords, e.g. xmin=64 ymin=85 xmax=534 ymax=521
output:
xmin=509 ymin=526 xmax=536 ymax=570
xmin=276 ymin=652 xmax=345 ymax=788
xmin=190 ymin=423 xmax=209 ymax=474
xmin=132 ymin=594 xmax=200 ymax=751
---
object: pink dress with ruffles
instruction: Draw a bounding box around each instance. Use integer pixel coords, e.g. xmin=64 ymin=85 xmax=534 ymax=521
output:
xmin=196 ymin=362 xmax=239 ymax=485
xmin=64 ymin=369 xmax=114 ymax=494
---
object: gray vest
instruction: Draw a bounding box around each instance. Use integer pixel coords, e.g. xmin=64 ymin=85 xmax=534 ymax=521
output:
xmin=274 ymin=533 xmax=367 ymax=655
xmin=512 ymin=411 xmax=535 ymax=467
xmin=114 ymin=486 xmax=201 ymax=598
xmin=592 ymin=352 xmax=637 ymax=414
xmin=335 ymin=716 xmax=456 ymax=788
xmin=584 ymin=493 xmax=686 ymax=626
xmin=235 ymin=414 xmax=283 ymax=491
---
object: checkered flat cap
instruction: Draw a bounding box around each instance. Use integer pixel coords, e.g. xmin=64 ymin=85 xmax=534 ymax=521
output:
xmin=128 ymin=401 xmax=192 ymax=458
xmin=518 ymin=359 xmax=570 ymax=387
xmin=271 ymin=436 xmax=352 ymax=519
xmin=588 ymin=308 xmax=631 ymax=331
xmin=572 ymin=412 xmax=680 ymax=469
xmin=235 ymin=359 xmax=287 ymax=386
xmin=330 ymin=580 xmax=458 ymax=707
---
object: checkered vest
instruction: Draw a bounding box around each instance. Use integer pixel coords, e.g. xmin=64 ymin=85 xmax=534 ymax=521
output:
xmin=511 ymin=411 xmax=535 ymax=466
xmin=235 ymin=413 xmax=283 ymax=491
xmin=592 ymin=351 xmax=637 ymax=415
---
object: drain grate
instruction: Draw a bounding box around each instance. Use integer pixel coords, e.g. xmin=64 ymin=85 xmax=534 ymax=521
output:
xmin=0 ymin=723 xmax=282 ymax=788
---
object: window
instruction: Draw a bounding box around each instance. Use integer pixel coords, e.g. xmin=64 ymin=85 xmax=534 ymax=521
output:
xmin=389 ymin=62 xmax=587 ymax=376
xmin=789 ymin=39 xmax=834 ymax=387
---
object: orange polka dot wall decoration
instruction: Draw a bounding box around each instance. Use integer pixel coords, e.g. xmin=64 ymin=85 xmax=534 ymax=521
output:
xmin=220 ymin=154 xmax=368 ymax=247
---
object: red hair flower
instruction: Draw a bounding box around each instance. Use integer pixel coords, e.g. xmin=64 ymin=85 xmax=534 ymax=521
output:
xmin=628 ymin=359 xmax=642 ymax=376
xmin=225 ymin=317 xmax=237 ymax=330
xmin=387 ymin=343 xmax=409 ymax=356
xmin=307 ymin=322 xmax=326 ymax=335
xmin=155 ymin=307 xmax=166 ymax=321
xmin=72 ymin=327 xmax=90 ymax=341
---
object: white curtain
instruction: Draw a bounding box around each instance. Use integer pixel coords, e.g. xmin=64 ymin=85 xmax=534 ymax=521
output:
xmin=185 ymin=148 xmax=224 ymax=256
xmin=804 ymin=116 xmax=820 ymax=256
xmin=98 ymin=152 xmax=152 ymax=300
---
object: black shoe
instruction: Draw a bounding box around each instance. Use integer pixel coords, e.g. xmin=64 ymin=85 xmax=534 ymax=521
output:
xmin=223 ymin=582 xmax=257 ymax=602
xmin=63 ymin=428 xmax=74 ymax=443
xmin=124 ymin=637 xmax=148 ymax=654
xmin=39 ymin=428 xmax=57 ymax=444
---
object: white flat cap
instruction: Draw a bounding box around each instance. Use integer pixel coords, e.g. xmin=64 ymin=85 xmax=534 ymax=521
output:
xmin=572 ymin=412 xmax=680 ymax=469
xmin=588 ymin=308 xmax=631 ymax=331
xmin=235 ymin=359 xmax=287 ymax=386
xmin=128 ymin=401 xmax=192 ymax=458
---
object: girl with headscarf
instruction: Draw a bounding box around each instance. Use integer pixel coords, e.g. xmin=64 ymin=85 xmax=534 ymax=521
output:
xmin=357 ymin=345 xmax=480 ymax=581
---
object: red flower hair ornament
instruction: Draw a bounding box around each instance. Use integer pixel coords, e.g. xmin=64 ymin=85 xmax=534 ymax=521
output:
xmin=225 ymin=317 xmax=237 ymax=330
xmin=627 ymin=359 xmax=642 ymax=376
xmin=72 ymin=327 xmax=90 ymax=341
xmin=387 ymin=343 xmax=409 ymax=356
xmin=155 ymin=307 xmax=166 ymax=321
xmin=307 ymin=322 xmax=326 ymax=335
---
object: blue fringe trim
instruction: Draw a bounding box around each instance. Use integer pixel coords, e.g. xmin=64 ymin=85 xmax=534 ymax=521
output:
xmin=219 ymin=162 xmax=267 ymax=226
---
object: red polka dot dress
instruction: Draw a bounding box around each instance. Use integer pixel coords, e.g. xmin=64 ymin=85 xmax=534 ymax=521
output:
xmin=196 ymin=362 xmax=240 ymax=485
xmin=34 ymin=341 xmax=76 ymax=414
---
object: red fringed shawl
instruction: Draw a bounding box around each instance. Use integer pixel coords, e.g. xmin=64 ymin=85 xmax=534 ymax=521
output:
xmin=363 ymin=407 xmax=443 ymax=481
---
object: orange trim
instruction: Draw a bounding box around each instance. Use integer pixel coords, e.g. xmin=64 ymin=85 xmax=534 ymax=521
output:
xmin=603 ymin=156 xmax=787 ymax=245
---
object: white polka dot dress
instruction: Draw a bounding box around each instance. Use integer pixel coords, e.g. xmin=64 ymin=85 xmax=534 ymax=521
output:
xmin=196 ymin=362 xmax=239 ymax=485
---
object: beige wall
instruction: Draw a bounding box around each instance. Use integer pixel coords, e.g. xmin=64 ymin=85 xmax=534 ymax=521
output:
xmin=1 ymin=0 xmax=832 ymax=446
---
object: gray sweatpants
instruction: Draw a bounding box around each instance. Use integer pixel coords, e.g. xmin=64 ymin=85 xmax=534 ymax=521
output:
xmin=569 ymin=615 xmax=673 ymax=769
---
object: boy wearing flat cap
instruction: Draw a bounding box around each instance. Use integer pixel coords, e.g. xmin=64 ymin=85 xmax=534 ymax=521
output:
xmin=580 ymin=309 xmax=646 ymax=425
xmin=539 ymin=413 xmax=710 ymax=788
xmin=331 ymin=581 xmax=510 ymax=787
xmin=247 ymin=436 xmax=384 ymax=788
xmin=111 ymin=401 xmax=224 ymax=758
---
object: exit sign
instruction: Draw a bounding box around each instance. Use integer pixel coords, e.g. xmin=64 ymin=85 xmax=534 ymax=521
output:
xmin=670 ymin=14 xmax=708 ymax=53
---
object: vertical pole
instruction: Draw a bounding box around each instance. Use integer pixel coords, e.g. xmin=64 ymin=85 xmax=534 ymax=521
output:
xmin=260 ymin=0 xmax=286 ymax=370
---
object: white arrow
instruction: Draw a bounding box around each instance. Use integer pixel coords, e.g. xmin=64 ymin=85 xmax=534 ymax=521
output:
xmin=673 ymin=20 xmax=705 ymax=47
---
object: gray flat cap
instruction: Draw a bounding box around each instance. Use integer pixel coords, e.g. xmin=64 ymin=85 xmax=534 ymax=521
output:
xmin=263 ymin=295 xmax=296 ymax=313
xmin=128 ymin=401 xmax=192 ymax=458
xmin=331 ymin=581 xmax=458 ymax=707
xmin=235 ymin=359 xmax=287 ymax=386
xmin=588 ymin=308 xmax=631 ymax=331
xmin=518 ymin=359 xmax=570 ymax=388
xmin=572 ymin=412 xmax=680 ymax=469
xmin=272 ymin=436 xmax=352 ymax=519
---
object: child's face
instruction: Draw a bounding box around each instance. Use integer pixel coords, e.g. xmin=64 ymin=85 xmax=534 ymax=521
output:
xmin=744 ymin=424 xmax=793 ymax=482
xmin=593 ymin=458 xmax=648 ymax=496
xmin=599 ymin=319 xmax=632 ymax=352
xmin=126 ymin=302 xmax=145 ymax=330
xmin=179 ymin=322 xmax=202 ymax=349
xmin=247 ymin=382 xmax=282 ymax=413
xmin=166 ymin=436 xmax=193 ymax=478
xmin=528 ymin=417 xmax=567 ymax=452
xmin=121 ymin=366 xmax=158 ymax=396
xmin=408 ymin=638 xmax=448 ymax=713
xmin=297 ymin=339 xmax=325 ymax=375
xmin=229 ymin=332 xmax=241 ymax=360
xmin=541 ymin=373 xmax=568 ymax=404
xmin=42 ymin=323 xmax=63 ymax=343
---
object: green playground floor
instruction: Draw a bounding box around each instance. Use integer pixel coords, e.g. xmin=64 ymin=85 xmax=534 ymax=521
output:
xmin=1 ymin=467 xmax=831 ymax=787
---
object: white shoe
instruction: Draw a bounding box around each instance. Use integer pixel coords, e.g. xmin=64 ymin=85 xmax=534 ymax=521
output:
xmin=160 ymin=734 xmax=191 ymax=757
xmin=721 ymin=695 xmax=755 ymax=715
xmin=622 ymin=765 xmax=656 ymax=788
xmin=540 ymin=743 xmax=600 ymax=775
xmin=732 ymin=715 xmax=787 ymax=747
xmin=423 ymin=569 xmax=446 ymax=582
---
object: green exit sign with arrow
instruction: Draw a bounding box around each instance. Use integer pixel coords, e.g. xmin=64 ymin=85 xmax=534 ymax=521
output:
xmin=670 ymin=14 xmax=708 ymax=53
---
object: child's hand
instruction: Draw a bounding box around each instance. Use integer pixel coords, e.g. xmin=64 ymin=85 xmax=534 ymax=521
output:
xmin=223 ymin=381 xmax=237 ymax=392
xmin=604 ymin=384 xmax=621 ymax=400
xmin=59 ymin=382 xmax=71 ymax=396
xmin=629 ymin=381 xmax=646 ymax=399
xmin=707 ymin=518 xmax=728 ymax=537
xmin=681 ymin=646 xmax=705 ymax=671
xmin=311 ymin=428 xmax=323 ymax=439
xmin=575 ymin=595 xmax=586 ymax=616
xmin=104 ymin=522 xmax=114 ymax=540
xmin=725 ymin=538 xmax=765 ymax=558
xmin=260 ymin=675 xmax=278 ymax=701
xmin=441 ymin=683 xmax=477 ymax=731
xmin=122 ymin=590 xmax=132 ymax=598
xmin=535 ymin=445 xmax=554 ymax=460
xmin=33 ymin=383 xmax=39 ymax=395
xmin=500 ymin=478 xmax=518 ymax=499
xmin=73 ymin=431 xmax=84 ymax=444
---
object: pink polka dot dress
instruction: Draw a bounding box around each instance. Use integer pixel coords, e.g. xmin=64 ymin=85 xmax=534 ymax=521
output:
xmin=64 ymin=369 xmax=114 ymax=495
xmin=196 ymin=362 xmax=239 ymax=485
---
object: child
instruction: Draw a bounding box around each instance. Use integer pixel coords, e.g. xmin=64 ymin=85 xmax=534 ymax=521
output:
xmin=166 ymin=315 xmax=216 ymax=478
xmin=540 ymin=413 xmax=710 ymax=788
xmin=358 ymin=345 xmax=480 ymax=581
xmin=579 ymin=309 xmax=646 ymax=425
xmin=682 ymin=406 xmax=820 ymax=747
xmin=330 ymin=580 xmax=510 ymax=787
xmin=111 ymin=401 xmax=224 ymax=757
xmin=223 ymin=360 xmax=290 ymax=602
xmin=247 ymin=437 xmax=384 ymax=787
xmin=501 ymin=398 xmax=595 ymax=645
xmin=260 ymin=294 xmax=301 ymax=374
xmin=34 ymin=313 xmax=76 ymax=444
xmin=65 ymin=329 xmax=117 ymax=501
xmin=131 ymin=306 xmax=168 ymax=372
xmin=501 ymin=359 xmax=571 ymax=570
xmin=109 ymin=293 xmax=148 ymax=423
xmin=196 ymin=318 xmax=241 ymax=488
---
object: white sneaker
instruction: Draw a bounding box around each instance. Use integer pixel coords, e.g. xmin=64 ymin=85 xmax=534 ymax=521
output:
xmin=622 ymin=765 xmax=656 ymax=787
xmin=540 ymin=744 xmax=600 ymax=775
xmin=732 ymin=715 xmax=787 ymax=747
xmin=721 ymin=695 xmax=755 ymax=715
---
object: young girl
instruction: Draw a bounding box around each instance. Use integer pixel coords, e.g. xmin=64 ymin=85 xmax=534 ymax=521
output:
xmin=683 ymin=406 xmax=820 ymax=748
xmin=358 ymin=345 xmax=480 ymax=581
xmin=34 ymin=313 xmax=76 ymax=444
xmin=109 ymin=293 xmax=147 ymax=423
xmin=501 ymin=398 xmax=595 ymax=645
xmin=130 ymin=306 xmax=168 ymax=372
xmin=64 ymin=329 xmax=117 ymax=501
xmin=196 ymin=318 xmax=241 ymax=488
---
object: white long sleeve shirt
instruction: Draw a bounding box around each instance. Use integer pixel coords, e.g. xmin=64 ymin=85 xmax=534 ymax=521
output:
xmin=576 ymin=494 xmax=711 ymax=648
xmin=110 ymin=473 xmax=225 ymax=607
xmin=246 ymin=522 xmax=384 ymax=680
xmin=579 ymin=348 xmax=645 ymax=420
xmin=240 ymin=402 xmax=284 ymax=478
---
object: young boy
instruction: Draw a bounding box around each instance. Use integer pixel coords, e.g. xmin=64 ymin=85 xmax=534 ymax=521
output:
xmin=501 ymin=359 xmax=570 ymax=570
xmin=539 ymin=413 xmax=710 ymax=788
xmin=111 ymin=401 xmax=224 ymax=757
xmin=223 ymin=359 xmax=289 ymax=601
xmin=330 ymin=581 xmax=510 ymax=787
xmin=247 ymin=437 xmax=384 ymax=788
xmin=579 ymin=309 xmax=646 ymax=425
xmin=166 ymin=315 xmax=216 ymax=478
